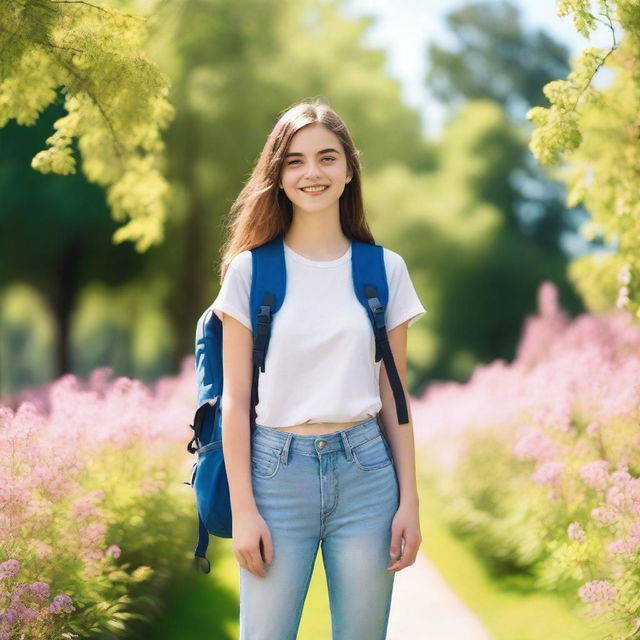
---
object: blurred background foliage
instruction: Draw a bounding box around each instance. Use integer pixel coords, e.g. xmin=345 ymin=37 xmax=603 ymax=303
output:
xmin=0 ymin=0 xmax=603 ymax=398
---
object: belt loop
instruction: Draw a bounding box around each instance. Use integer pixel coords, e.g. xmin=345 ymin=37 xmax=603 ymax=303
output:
xmin=340 ymin=430 xmax=353 ymax=462
xmin=281 ymin=433 xmax=293 ymax=465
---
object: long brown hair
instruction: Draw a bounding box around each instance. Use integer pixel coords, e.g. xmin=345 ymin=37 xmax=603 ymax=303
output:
xmin=216 ymin=98 xmax=375 ymax=282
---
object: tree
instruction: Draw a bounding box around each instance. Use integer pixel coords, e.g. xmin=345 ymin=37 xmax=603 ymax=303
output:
xmin=426 ymin=0 xmax=580 ymax=254
xmin=2 ymin=0 xmax=436 ymax=384
xmin=0 ymin=0 xmax=174 ymax=251
xmin=366 ymin=100 xmax=584 ymax=385
xmin=527 ymin=0 xmax=640 ymax=318
xmin=427 ymin=0 xmax=570 ymax=119
xmin=0 ymin=101 xmax=148 ymax=378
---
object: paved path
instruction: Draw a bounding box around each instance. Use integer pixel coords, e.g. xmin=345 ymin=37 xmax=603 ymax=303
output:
xmin=387 ymin=548 xmax=493 ymax=640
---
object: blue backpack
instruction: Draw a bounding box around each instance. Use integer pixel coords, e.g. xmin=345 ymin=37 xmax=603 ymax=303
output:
xmin=185 ymin=234 xmax=409 ymax=573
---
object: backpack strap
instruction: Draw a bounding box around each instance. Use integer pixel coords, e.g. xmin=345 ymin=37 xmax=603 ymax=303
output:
xmin=249 ymin=236 xmax=287 ymax=428
xmin=352 ymin=241 xmax=409 ymax=425
xmin=247 ymin=236 xmax=409 ymax=427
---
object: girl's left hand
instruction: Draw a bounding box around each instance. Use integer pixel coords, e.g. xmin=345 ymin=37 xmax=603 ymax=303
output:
xmin=387 ymin=501 xmax=422 ymax=572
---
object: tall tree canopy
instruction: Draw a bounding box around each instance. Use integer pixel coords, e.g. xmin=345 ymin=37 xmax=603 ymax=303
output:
xmin=427 ymin=0 xmax=570 ymax=119
xmin=426 ymin=0 xmax=576 ymax=255
xmin=1 ymin=0 xmax=436 ymax=383
xmin=527 ymin=0 xmax=640 ymax=316
xmin=0 ymin=0 xmax=174 ymax=251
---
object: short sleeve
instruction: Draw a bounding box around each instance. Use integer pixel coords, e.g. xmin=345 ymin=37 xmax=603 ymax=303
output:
xmin=210 ymin=250 xmax=253 ymax=331
xmin=383 ymin=249 xmax=427 ymax=331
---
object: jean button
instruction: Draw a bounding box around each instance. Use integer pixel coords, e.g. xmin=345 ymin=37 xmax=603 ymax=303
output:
xmin=317 ymin=440 xmax=327 ymax=449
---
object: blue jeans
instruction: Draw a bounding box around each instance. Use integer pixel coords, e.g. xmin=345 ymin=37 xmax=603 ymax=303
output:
xmin=239 ymin=416 xmax=400 ymax=640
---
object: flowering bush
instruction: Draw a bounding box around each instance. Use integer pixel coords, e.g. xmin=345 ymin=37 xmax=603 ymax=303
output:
xmin=413 ymin=281 xmax=640 ymax=634
xmin=0 ymin=358 xmax=199 ymax=639
xmin=0 ymin=559 xmax=76 ymax=640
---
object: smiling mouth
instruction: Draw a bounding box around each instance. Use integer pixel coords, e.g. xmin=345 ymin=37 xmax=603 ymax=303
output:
xmin=300 ymin=186 xmax=329 ymax=193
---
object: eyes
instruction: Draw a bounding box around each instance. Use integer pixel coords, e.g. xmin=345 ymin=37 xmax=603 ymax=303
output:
xmin=286 ymin=156 xmax=336 ymax=166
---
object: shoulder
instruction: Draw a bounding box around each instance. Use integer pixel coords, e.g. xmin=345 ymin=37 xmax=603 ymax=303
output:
xmin=226 ymin=249 xmax=253 ymax=277
xmin=381 ymin=246 xmax=408 ymax=275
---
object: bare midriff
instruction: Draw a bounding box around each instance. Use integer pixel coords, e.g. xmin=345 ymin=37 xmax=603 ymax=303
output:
xmin=262 ymin=418 xmax=370 ymax=436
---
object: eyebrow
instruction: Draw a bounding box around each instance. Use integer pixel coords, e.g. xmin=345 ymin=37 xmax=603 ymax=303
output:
xmin=284 ymin=148 xmax=341 ymax=158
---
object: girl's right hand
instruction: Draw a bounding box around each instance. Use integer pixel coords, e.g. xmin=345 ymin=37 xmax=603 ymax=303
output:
xmin=232 ymin=508 xmax=273 ymax=578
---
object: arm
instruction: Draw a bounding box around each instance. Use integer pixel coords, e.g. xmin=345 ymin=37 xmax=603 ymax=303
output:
xmin=220 ymin=311 xmax=274 ymax=577
xmin=220 ymin=312 xmax=257 ymax=514
xmin=378 ymin=320 xmax=420 ymax=508
xmin=378 ymin=319 xmax=423 ymax=571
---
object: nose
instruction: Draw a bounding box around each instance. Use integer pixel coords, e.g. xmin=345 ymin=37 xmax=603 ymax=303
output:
xmin=304 ymin=160 xmax=324 ymax=178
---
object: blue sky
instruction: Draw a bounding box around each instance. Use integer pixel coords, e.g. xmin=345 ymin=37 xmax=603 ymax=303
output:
xmin=342 ymin=0 xmax=615 ymax=137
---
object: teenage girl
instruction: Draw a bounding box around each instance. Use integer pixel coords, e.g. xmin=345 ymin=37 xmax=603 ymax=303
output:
xmin=211 ymin=99 xmax=427 ymax=640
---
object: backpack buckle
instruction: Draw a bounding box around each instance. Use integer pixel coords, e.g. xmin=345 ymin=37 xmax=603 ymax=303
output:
xmin=364 ymin=286 xmax=386 ymax=329
xmin=365 ymin=286 xmax=387 ymax=362
xmin=256 ymin=304 xmax=271 ymax=332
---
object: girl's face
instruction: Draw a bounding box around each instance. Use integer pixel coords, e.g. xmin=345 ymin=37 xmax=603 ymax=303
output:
xmin=279 ymin=122 xmax=352 ymax=215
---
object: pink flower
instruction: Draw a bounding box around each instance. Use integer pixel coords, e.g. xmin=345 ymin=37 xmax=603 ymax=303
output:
xmin=567 ymin=522 xmax=586 ymax=542
xmin=1 ymin=608 xmax=18 ymax=625
xmin=532 ymin=461 xmax=565 ymax=485
xmin=607 ymin=485 xmax=625 ymax=507
xmin=625 ymin=483 xmax=640 ymax=516
xmin=610 ymin=467 xmax=632 ymax=487
xmin=629 ymin=519 xmax=640 ymax=536
xmin=578 ymin=579 xmax=618 ymax=604
xmin=81 ymin=522 xmax=106 ymax=547
xmin=617 ymin=262 xmax=631 ymax=285
xmin=48 ymin=594 xmax=75 ymax=614
xmin=512 ymin=427 xmax=556 ymax=461
xmin=591 ymin=506 xmax=618 ymax=524
xmin=72 ymin=496 xmax=99 ymax=520
xmin=538 ymin=280 xmax=560 ymax=317
xmin=586 ymin=421 xmax=600 ymax=435
xmin=27 ymin=581 xmax=50 ymax=602
xmin=608 ymin=536 xmax=640 ymax=554
xmin=88 ymin=366 xmax=114 ymax=395
xmin=580 ymin=460 xmax=609 ymax=489
xmin=12 ymin=602 xmax=39 ymax=622
xmin=616 ymin=286 xmax=629 ymax=309
xmin=0 ymin=559 xmax=20 ymax=580
xmin=9 ymin=583 xmax=29 ymax=606
xmin=105 ymin=544 xmax=121 ymax=559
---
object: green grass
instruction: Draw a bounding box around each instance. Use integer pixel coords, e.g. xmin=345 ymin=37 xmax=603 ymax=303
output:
xmin=211 ymin=536 xmax=334 ymax=639
xmin=136 ymin=524 xmax=334 ymax=639
xmin=128 ymin=536 xmax=239 ymax=640
xmin=416 ymin=463 xmax=624 ymax=640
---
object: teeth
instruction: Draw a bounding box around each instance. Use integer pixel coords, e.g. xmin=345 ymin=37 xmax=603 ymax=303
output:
xmin=301 ymin=186 xmax=328 ymax=192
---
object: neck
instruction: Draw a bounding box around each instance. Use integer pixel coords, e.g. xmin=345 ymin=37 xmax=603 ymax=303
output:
xmin=285 ymin=208 xmax=349 ymax=256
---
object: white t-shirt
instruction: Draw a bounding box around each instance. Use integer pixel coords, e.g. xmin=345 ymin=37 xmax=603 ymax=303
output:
xmin=210 ymin=240 xmax=427 ymax=428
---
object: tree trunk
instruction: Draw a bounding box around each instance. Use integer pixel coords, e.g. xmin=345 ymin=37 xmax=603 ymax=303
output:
xmin=48 ymin=239 xmax=83 ymax=377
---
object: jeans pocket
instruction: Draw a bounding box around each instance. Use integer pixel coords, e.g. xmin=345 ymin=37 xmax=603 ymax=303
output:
xmin=351 ymin=433 xmax=393 ymax=471
xmin=250 ymin=443 xmax=281 ymax=479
